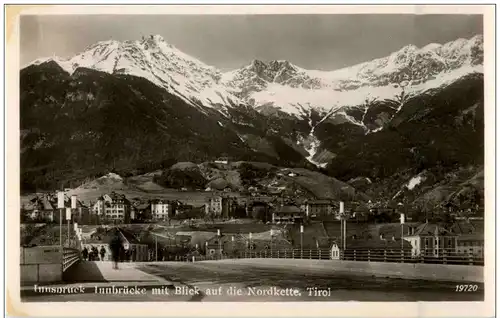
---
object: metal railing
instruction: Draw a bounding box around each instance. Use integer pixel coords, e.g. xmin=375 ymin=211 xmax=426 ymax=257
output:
xmin=178 ymin=248 xmax=483 ymax=266
xmin=62 ymin=247 xmax=81 ymax=272
xmin=341 ymin=248 xmax=483 ymax=266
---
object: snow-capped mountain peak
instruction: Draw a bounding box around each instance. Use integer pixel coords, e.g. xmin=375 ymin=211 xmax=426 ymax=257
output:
xmin=222 ymin=34 xmax=483 ymax=118
xmin=27 ymin=35 xmax=240 ymax=111
xmin=26 ymin=34 xmax=483 ymax=121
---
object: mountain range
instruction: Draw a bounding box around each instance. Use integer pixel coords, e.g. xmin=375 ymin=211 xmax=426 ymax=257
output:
xmin=21 ymin=34 xmax=484 ymax=211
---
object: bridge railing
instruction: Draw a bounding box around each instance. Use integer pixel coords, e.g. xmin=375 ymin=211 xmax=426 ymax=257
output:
xmin=185 ymin=248 xmax=483 ymax=266
xmin=341 ymin=248 xmax=484 ymax=266
xmin=62 ymin=247 xmax=81 ymax=272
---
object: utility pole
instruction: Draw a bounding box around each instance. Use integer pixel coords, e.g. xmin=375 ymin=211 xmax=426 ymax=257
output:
xmin=300 ymin=224 xmax=304 ymax=258
xmin=231 ymin=236 xmax=235 ymax=255
xmin=340 ymin=215 xmax=343 ymax=251
xmin=270 ymin=228 xmax=274 ymax=257
xmin=217 ymin=229 xmax=221 ymax=259
xmin=249 ymin=232 xmax=253 ymax=256
xmin=155 ymin=235 xmax=158 ymax=261
xmin=340 ymin=202 xmax=346 ymax=251
xmin=57 ymin=191 xmax=64 ymax=252
xmin=398 ymin=202 xmax=405 ymax=259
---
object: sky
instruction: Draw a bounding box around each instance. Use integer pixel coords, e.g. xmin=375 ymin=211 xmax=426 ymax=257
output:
xmin=20 ymin=14 xmax=482 ymax=71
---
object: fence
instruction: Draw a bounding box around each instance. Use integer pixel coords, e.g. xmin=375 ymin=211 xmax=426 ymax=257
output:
xmin=341 ymin=248 xmax=483 ymax=266
xmin=62 ymin=247 xmax=81 ymax=272
xmin=173 ymin=248 xmax=483 ymax=266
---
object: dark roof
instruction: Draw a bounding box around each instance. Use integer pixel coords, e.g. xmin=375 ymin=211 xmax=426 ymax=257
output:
xmin=41 ymin=197 xmax=55 ymax=210
xmin=85 ymin=227 xmax=140 ymax=244
xmin=450 ymin=221 xmax=484 ymax=235
xmin=378 ymin=223 xmax=422 ymax=239
xmin=150 ymin=199 xmax=172 ymax=204
xmin=119 ymin=228 xmax=141 ymax=244
xmin=413 ymin=223 xmax=455 ymax=236
xmin=136 ymin=203 xmax=150 ymax=210
xmin=277 ymin=205 xmax=303 ymax=214
xmin=288 ymin=222 xmax=329 ymax=249
xmin=306 ymin=200 xmax=334 ymax=205
xmin=322 ymin=221 xmax=372 ymax=239
xmin=101 ymin=192 xmax=130 ymax=203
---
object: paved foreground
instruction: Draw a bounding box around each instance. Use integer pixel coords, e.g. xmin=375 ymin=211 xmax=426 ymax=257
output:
xmin=22 ymin=260 xmax=483 ymax=302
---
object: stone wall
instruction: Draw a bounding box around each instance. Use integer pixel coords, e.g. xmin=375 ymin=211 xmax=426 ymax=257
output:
xmin=20 ymin=246 xmax=63 ymax=285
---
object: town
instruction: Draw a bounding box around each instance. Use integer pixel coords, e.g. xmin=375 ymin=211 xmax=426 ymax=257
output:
xmin=20 ymin=186 xmax=484 ymax=265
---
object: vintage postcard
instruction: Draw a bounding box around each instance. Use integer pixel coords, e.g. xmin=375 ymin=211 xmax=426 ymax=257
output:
xmin=5 ymin=4 xmax=496 ymax=317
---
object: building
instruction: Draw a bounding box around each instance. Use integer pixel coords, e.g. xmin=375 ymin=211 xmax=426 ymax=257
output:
xmin=205 ymin=195 xmax=223 ymax=216
xmin=221 ymin=197 xmax=238 ymax=219
xmin=22 ymin=193 xmax=90 ymax=224
xmin=249 ymin=201 xmax=271 ymax=222
xmin=378 ymin=223 xmax=422 ymax=240
xmin=304 ymin=200 xmax=335 ymax=219
xmin=450 ymin=220 xmax=484 ymax=257
xmin=272 ymin=205 xmax=305 ymax=224
xmin=403 ymin=223 xmax=458 ymax=257
xmin=150 ymin=199 xmax=171 ymax=221
xmin=214 ymin=157 xmax=229 ymax=165
xmin=82 ymin=227 xmax=148 ymax=261
xmin=330 ymin=242 xmax=341 ymax=260
xmin=134 ymin=202 xmax=152 ymax=221
xmin=456 ymin=233 xmax=484 ymax=257
xmin=93 ymin=192 xmax=132 ymax=223
xmin=92 ymin=194 xmax=110 ymax=216
xmin=23 ymin=195 xmax=57 ymax=222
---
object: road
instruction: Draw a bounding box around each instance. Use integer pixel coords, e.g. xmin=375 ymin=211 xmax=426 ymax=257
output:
xmin=22 ymin=261 xmax=484 ymax=302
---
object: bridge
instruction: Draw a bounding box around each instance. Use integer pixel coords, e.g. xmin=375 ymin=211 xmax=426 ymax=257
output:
xmin=21 ymin=246 xmax=484 ymax=302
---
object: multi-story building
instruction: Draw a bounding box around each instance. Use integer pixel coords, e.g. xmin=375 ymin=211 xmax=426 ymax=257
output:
xmin=205 ymin=195 xmax=223 ymax=216
xmin=22 ymin=195 xmax=57 ymax=222
xmin=93 ymin=192 xmax=132 ymax=223
xmin=403 ymin=223 xmax=458 ymax=257
xmin=456 ymin=234 xmax=484 ymax=257
xmin=151 ymin=199 xmax=171 ymax=221
xmin=450 ymin=220 xmax=484 ymax=257
xmin=303 ymin=200 xmax=335 ymax=219
xmin=92 ymin=194 xmax=111 ymax=216
xmin=272 ymin=205 xmax=305 ymax=224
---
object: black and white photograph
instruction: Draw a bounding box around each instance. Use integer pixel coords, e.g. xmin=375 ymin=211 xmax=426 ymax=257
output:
xmin=6 ymin=4 xmax=495 ymax=315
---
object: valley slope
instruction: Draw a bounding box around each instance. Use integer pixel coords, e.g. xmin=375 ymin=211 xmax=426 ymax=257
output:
xmin=21 ymin=34 xmax=484 ymax=211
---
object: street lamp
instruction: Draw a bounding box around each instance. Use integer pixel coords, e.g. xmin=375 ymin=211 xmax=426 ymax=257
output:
xmin=70 ymin=195 xmax=77 ymax=247
xmin=398 ymin=202 xmax=405 ymax=256
xmin=270 ymin=228 xmax=274 ymax=257
xmin=57 ymin=191 xmax=65 ymax=251
xmin=217 ymin=229 xmax=221 ymax=259
xmin=340 ymin=201 xmax=346 ymax=251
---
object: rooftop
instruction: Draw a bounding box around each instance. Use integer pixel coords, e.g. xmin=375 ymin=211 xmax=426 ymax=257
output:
xmin=277 ymin=205 xmax=303 ymax=214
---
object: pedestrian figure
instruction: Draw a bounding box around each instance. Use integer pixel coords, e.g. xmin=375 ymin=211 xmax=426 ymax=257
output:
xmin=109 ymin=229 xmax=122 ymax=270
xmin=92 ymin=246 xmax=98 ymax=261
xmin=82 ymin=247 xmax=89 ymax=261
xmin=100 ymin=246 xmax=106 ymax=261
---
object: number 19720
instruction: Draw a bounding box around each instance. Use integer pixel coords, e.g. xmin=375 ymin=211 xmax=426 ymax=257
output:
xmin=455 ymin=284 xmax=479 ymax=292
